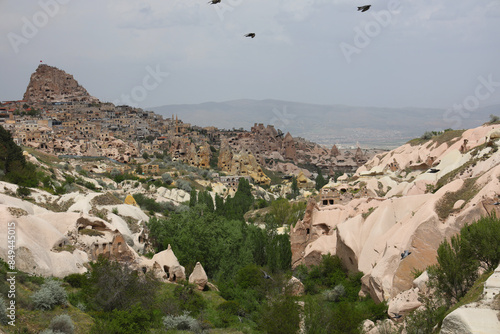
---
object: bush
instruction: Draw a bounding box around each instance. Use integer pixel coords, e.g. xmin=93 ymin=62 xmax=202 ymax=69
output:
xmin=259 ymin=295 xmax=301 ymax=334
xmin=49 ymin=314 xmax=74 ymax=334
xmin=64 ymin=273 xmax=87 ymax=288
xmin=161 ymin=173 xmax=173 ymax=185
xmin=83 ymin=257 xmax=158 ymax=312
xmin=0 ymin=297 xmax=8 ymax=325
xmin=90 ymin=303 xmax=153 ymax=334
xmin=322 ymin=284 xmax=346 ymax=302
xmin=176 ymin=179 xmax=192 ymax=192
xmin=31 ymin=279 xmax=67 ymax=310
xmin=16 ymin=186 xmax=31 ymax=197
xmin=428 ymin=234 xmax=478 ymax=303
xmin=163 ymin=311 xmax=201 ymax=333
xmin=460 ymin=215 xmax=500 ymax=271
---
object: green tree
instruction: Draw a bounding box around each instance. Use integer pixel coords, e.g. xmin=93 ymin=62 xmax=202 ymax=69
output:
xmin=198 ymin=190 xmax=214 ymax=213
xmin=259 ymin=295 xmax=301 ymax=334
xmin=83 ymin=257 xmax=158 ymax=312
xmin=225 ymin=178 xmax=254 ymax=221
xmin=428 ymin=234 xmax=479 ymax=303
xmin=290 ymin=176 xmax=299 ymax=199
xmin=189 ymin=189 xmax=197 ymax=207
xmin=0 ymin=126 xmax=38 ymax=187
xmin=460 ymin=215 xmax=500 ymax=271
xmin=215 ymin=193 xmax=225 ymax=215
xmin=315 ymin=169 xmax=328 ymax=190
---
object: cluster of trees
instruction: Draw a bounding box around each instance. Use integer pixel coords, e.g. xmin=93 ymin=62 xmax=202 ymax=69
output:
xmin=400 ymin=215 xmax=500 ymax=333
xmin=296 ymin=255 xmax=387 ymax=334
xmin=0 ymin=125 xmax=38 ymax=188
xmin=148 ymin=178 xmax=292 ymax=279
xmin=428 ymin=215 xmax=500 ymax=303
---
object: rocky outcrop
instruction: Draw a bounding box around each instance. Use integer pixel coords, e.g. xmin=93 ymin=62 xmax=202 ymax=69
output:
xmin=292 ymin=124 xmax=500 ymax=304
xmin=23 ymin=64 xmax=99 ymax=103
xmin=189 ymin=262 xmax=208 ymax=291
xmin=185 ymin=143 xmax=211 ymax=168
xmin=440 ymin=264 xmax=500 ymax=333
xmin=286 ymin=276 xmax=305 ymax=296
xmin=151 ymin=245 xmax=186 ymax=282
xmin=217 ymin=139 xmax=271 ymax=185
xmin=0 ymin=184 xmax=185 ymax=281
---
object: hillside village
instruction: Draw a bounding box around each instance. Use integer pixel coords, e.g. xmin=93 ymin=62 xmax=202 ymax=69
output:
xmin=0 ymin=64 xmax=500 ymax=333
xmin=0 ymin=65 xmax=381 ymax=185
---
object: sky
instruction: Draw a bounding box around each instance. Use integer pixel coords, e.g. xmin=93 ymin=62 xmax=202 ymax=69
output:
xmin=1 ymin=0 xmax=500 ymax=110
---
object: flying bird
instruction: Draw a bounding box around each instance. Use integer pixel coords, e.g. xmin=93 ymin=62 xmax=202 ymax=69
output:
xmin=208 ymin=0 xmax=221 ymax=4
xmin=401 ymin=250 xmax=411 ymax=260
xmin=391 ymin=313 xmax=402 ymax=319
xmin=357 ymin=5 xmax=371 ymax=12
xmin=261 ymin=269 xmax=273 ymax=280
xmin=245 ymin=33 xmax=256 ymax=38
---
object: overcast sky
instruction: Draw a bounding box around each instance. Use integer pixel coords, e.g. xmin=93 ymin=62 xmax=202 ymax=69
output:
xmin=1 ymin=0 xmax=500 ymax=110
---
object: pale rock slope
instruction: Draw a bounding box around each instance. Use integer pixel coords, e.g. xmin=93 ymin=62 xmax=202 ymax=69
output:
xmin=440 ymin=264 xmax=500 ymax=333
xmin=291 ymin=125 xmax=500 ymax=305
xmin=0 ymin=183 xmax=185 ymax=281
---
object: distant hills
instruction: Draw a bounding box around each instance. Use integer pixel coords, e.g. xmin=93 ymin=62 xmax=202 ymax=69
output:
xmin=151 ymin=99 xmax=500 ymax=148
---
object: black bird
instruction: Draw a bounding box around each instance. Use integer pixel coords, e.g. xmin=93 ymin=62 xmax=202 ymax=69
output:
xmin=276 ymin=129 xmax=284 ymax=138
xmin=428 ymin=168 xmax=440 ymax=173
xmin=208 ymin=0 xmax=221 ymax=4
xmin=245 ymin=33 xmax=256 ymax=38
xmin=391 ymin=312 xmax=402 ymax=319
xmin=493 ymin=202 xmax=500 ymax=205
xmin=401 ymin=250 xmax=411 ymax=260
xmin=357 ymin=5 xmax=371 ymax=12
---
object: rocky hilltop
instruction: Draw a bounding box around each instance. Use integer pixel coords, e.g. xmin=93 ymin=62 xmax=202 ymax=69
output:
xmin=291 ymin=124 xmax=500 ymax=320
xmin=23 ymin=64 xmax=99 ymax=104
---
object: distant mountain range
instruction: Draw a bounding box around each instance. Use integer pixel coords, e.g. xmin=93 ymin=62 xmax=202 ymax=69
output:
xmin=150 ymin=99 xmax=500 ymax=148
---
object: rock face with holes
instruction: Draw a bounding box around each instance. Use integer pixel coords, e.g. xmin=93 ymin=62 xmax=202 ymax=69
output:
xmin=217 ymin=139 xmax=271 ymax=185
xmin=23 ymin=64 xmax=99 ymax=103
xmin=291 ymin=124 xmax=500 ymax=304
xmin=151 ymin=245 xmax=186 ymax=282
xmin=0 ymin=185 xmax=186 ymax=281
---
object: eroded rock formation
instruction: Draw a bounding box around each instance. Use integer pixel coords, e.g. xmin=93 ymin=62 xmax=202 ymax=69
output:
xmin=23 ymin=64 xmax=99 ymax=103
xmin=291 ymin=124 xmax=500 ymax=305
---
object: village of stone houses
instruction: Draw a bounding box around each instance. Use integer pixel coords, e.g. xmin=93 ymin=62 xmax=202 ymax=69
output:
xmin=0 ymin=64 xmax=499 ymax=334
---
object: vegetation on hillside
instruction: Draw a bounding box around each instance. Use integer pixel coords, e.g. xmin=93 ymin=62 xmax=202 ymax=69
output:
xmin=401 ymin=215 xmax=500 ymax=333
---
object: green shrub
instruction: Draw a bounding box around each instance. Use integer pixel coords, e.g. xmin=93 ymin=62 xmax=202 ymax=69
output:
xmin=322 ymin=284 xmax=346 ymax=302
xmin=460 ymin=215 xmax=500 ymax=271
xmin=173 ymin=282 xmax=207 ymax=316
xmin=428 ymin=235 xmax=478 ymax=304
xmin=49 ymin=314 xmax=74 ymax=334
xmin=31 ymin=279 xmax=67 ymax=310
xmin=258 ymin=295 xmax=301 ymax=334
xmin=90 ymin=303 xmax=153 ymax=334
xmin=16 ymin=186 xmax=31 ymax=197
xmin=163 ymin=311 xmax=201 ymax=333
xmin=78 ymin=229 xmax=104 ymax=237
xmin=39 ymin=330 xmax=58 ymax=334
xmin=63 ymin=273 xmax=87 ymax=288
xmin=176 ymin=179 xmax=192 ymax=192
xmin=84 ymin=257 xmax=158 ymax=312
xmin=0 ymin=297 xmax=8 ymax=325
